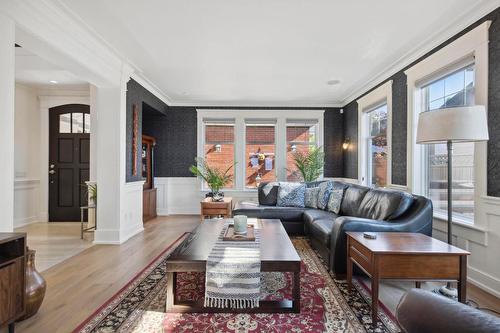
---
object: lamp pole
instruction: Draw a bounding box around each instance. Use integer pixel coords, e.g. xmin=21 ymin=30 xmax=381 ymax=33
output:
xmin=447 ymin=140 xmax=453 ymax=245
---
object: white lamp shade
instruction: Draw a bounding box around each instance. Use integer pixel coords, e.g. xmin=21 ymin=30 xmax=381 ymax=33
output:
xmin=416 ymin=105 xmax=489 ymax=144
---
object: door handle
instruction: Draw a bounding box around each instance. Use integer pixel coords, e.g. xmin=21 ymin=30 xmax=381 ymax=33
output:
xmin=49 ymin=170 xmax=55 ymax=175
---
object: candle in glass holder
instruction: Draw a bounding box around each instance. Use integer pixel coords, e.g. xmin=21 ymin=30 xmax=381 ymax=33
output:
xmin=233 ymin=215 xmax=248 ymax=234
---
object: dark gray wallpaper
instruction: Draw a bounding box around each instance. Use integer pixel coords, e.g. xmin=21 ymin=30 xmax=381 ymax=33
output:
xmin=324 ymin=108 xmax=344 ymax=177
xmin=391 ymin=72 xmax=408 ymax=186
xmin=342 ymin=6 xmax=500 ymax=196
xmin=342 ymin=102 xmax=358 ymax=179
xmin=126 ymin=79 xmax=168 ymax=182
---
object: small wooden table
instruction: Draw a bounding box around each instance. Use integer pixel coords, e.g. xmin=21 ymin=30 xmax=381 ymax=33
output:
xmin=165 ymin=219 xmax=301 ymax=313
xmin=346 ymin=232 xmax=470 ymax=323
xmin=200 ymin=197 xmax=232 ymax=221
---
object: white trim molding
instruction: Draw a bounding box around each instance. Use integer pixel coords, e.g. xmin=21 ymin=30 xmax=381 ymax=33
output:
xmin=356 ymin=80 xmax=393 ymax=187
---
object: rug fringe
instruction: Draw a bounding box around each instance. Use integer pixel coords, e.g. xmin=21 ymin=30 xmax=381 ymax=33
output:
xmin=204 ymin=296 xmax=259 ymax=309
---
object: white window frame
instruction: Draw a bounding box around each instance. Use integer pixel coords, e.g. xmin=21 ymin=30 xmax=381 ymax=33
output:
xmin=405 ymin=21 xmax=490 ymax=225
xmin=197 ymin=109 xmax=324 ymax=191
xmin=357 ymin=81 xmax=393 ymax=187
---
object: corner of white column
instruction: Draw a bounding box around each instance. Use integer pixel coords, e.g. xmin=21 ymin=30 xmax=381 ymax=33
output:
xmin=0 ymin=14 xmax=15 ymax=232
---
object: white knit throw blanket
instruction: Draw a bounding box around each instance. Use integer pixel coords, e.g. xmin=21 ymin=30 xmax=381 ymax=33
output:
xmin=204 ymin=222 xmax=261 ymax=309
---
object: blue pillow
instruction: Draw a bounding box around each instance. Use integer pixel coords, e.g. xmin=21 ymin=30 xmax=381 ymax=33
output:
xmin=304 ymin=187 xmax=320 ymax=208
xmin=327 ymin=182 xmax=347 ymax=214
xmin=277 ymin=182 xmax=306 ymax=208
xmin=317 ymin=181 xmax=333 ymax=210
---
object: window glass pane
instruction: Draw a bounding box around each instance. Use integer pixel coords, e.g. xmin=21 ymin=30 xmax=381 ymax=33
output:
xmin=73 ymin=113 xmax=84 ymax=133
xmin=245 ymin=124 xmax=276 ymax=188
xmin=428 ymin=80 xmax=444 ymax=102
xmin=84 ymin=113 xmax=91 ymax=133
xmin=422 ymin=64 xmax=475 ymax=221
xmin=444 ymin=70 xmax=465 ymax=96
xmin=367 ymin=105 xmax=388 ymax=187
xmin=59 ymin=113 xmax=71 ymax=133
xmin=204 ymin=124 xmax=235 ymax=189
xmin=286 ymin=123 xmax=317 ymax=181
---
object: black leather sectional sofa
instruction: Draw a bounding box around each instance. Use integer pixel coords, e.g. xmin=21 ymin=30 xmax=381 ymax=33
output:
xmin=233 ymin=181 xmax=433 ymax=276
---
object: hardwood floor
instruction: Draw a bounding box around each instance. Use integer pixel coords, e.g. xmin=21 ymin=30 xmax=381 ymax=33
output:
xmin=14 ymin=222 xmax=94 ymax=272
xmin=15 ymin=216 xmax=200 ymax=333
xmin=11 ymin=215 xmax=499 ymax=333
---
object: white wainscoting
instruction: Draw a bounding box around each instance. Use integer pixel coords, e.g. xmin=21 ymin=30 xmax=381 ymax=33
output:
xmin=119 ymin=181 xmax=145 ymax=243
xmin=14 ymin=178 xmax=40 ymax=228
xmin=155 ymin=177 xmax=259 ymax=216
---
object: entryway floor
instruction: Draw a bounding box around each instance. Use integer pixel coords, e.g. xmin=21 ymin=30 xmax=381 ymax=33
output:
xmin=14 ymin=222 xmax=94 ymax=272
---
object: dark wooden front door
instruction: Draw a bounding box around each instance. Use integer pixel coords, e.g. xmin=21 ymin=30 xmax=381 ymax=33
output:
xmin=49 ymin=104 xmax=90 ymax=221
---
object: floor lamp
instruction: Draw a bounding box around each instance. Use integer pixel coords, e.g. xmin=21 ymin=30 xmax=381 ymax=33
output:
xmin=416 ymin=105 xmax=489 ymax=298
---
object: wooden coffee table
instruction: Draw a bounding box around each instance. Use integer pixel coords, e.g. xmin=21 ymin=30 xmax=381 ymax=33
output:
xmin=165 ymin=219 xmax=301 ymax=313
xmin=346 ymin=232 xmax=470 ymax=323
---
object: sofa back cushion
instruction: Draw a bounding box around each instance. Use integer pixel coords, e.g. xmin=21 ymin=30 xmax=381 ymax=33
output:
xmin=358 ymin=188 xmax=414 ymax=220
xmin=340 ymin=184 xmax=370 ymax=216
xmin=277 ymin=182 xmax=306 ymax=208
xmin=258 ymin=182 xmax=280 ymax=206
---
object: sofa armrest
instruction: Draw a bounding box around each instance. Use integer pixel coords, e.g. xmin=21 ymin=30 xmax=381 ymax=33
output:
xmin=329 ymin=213 xmax=431 ymax=275
xmin=397 ymin=289 xmax=500 ymax=333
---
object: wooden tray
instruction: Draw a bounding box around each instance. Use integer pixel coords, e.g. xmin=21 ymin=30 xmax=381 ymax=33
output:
xmin=223 ymin=225 xmax=255 ymax=241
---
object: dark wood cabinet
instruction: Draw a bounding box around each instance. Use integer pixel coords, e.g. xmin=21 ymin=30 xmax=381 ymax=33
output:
xmin=142 ymin=135 xmax=157 ymax=222
xmin=0 ymin=233 xmax=26 ymax=332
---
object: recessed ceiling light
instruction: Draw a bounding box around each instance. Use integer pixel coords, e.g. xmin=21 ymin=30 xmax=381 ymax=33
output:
xmin=49 ymin=80 xmax=58 ymax=84
xmin=327 ymin=79 xmax=341 ymax=86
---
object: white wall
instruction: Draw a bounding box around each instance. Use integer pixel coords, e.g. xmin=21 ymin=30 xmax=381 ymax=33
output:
xmin=14 ymin=83 xmax=41 ymax=227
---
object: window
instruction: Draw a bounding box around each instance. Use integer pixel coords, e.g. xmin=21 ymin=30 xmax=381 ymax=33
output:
xmin=197 ymin=109 xmax=324 ymax=191
xmin=420 ymin=64 xmax=475 ymax=220
xmin=245 ymin=123 xmax=276 ymax=188
xmin=286 ymin=122 xmax=318 ymax=181
xmin=204 ymin=122 xmax=235 ymax=188
xmin=59 ymin=113 xmax=91 ymax=134
xmin=366 ymin=104 xmax=388 ymax=187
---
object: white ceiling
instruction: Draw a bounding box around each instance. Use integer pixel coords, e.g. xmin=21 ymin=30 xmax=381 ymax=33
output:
xmin=59 ymin=0 xmax=488 ymax=106
xmin=15 ymin=47 xmax=88 ymax=87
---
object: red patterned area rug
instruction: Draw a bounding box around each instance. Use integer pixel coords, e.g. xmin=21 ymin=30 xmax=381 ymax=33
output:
xmin=74 ymin=235 xmax=401 ymax=333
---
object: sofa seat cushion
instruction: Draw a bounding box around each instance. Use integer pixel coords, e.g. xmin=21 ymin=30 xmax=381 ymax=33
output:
xmin=233 ymin=201 xmax=305 ymax=221
xmin=303 ymin=209 xmax=339 ymax=224
xmin=358 ymin=188 xmax=414 ymax=220
xmin=309 ymin=219 xmax=335 ymax=247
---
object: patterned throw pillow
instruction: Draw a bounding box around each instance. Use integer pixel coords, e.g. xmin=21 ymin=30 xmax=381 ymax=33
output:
xmin=327 ymin=182 xmax=347 ymax=214
xmin=316 ymin=181 xmax=334 ymax=210
xmin=304 ymin=187 xmax=320 ymax=208
xmin=277 ymin=182 xmax=306 ymax=208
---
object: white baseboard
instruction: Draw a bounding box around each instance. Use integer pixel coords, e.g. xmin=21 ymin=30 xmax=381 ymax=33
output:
xmin=14 ymin=216 xmax=38 ymax=228
xmin=468 ymin=266 xmax=500 ymax=298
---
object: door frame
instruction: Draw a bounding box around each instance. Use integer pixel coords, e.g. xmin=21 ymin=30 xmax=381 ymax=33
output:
xmin=39 ymin=95 xmax=90 ymax=222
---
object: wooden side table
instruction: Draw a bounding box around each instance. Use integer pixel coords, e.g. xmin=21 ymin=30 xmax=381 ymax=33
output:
xmin=346 ymin=232 xmax=470 ymax=323
xmin=200 ymin=197 xmax=232 ymax=221
xmin=80 ymin=205 xmax=97 ymax=239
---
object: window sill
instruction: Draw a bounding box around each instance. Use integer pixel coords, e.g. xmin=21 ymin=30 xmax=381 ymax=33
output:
xmin=432 ymin=213 xmax=487 ymax=245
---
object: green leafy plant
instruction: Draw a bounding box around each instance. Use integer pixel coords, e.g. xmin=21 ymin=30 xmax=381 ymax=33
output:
xmin=81 ymin=183 xmax=97 ymax=204
xmin=291 ymin=146 xmax=325 ymax=182
xmin=189 ymin=158 xmax=236 ymax=199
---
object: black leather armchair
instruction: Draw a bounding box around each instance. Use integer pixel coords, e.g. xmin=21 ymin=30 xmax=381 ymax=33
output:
xmin=396 ymin=288 xmax=500 ymax=333
xmin=330 ymin=195 xmax=433 ymax=275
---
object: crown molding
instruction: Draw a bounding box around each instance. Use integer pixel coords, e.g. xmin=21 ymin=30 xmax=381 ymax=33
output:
xmin=340 ymin=0 xmax=500 ymax=106
xmin=169 ymin=100 xmax=342 ymax=108
xmin=130 ymin=72 xmax=173 ymax=106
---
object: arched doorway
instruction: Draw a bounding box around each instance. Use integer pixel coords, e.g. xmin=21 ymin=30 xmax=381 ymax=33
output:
xmin=48 ymin=104 xmax=90 ymax=221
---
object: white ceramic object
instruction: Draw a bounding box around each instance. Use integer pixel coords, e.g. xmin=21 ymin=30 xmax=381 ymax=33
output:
xmin=233 ymin=215 xmax=248 ymax=234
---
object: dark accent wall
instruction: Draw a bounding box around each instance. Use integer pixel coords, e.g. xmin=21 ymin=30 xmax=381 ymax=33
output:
xmin=141 ymin=106 xmax=344 ymax=178
xmin=342 ymin=101 xmax=358 ymax=179
xmin=342 ymin=6 xmax=500 ymax=196
xmin=126 ymin=79 xmax=168 ymax=182
xmin=323 ymin=108 xmax=344 ymax=177
xmin=142 ymin=106 xmax=198 ymax=177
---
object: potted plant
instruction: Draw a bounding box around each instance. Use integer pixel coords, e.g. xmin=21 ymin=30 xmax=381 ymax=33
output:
xmin=291 ymin=146 xmax=325 ymax=182
xmin=189 ymin=158 xmax=236 ymax=201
